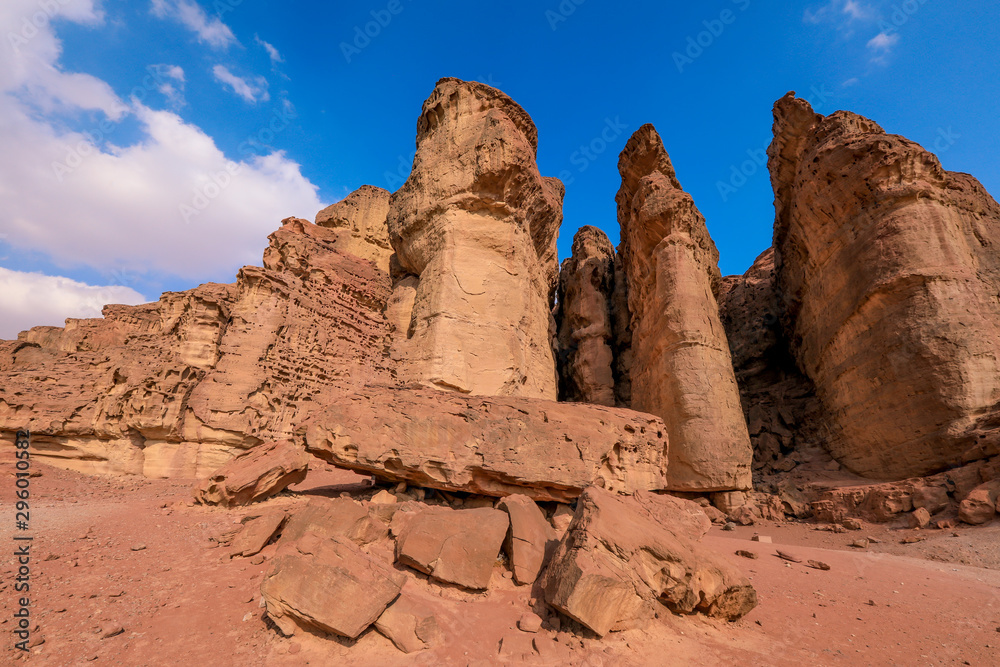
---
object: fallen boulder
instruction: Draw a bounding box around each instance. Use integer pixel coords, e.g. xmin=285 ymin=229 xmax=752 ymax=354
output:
xmin=543 ymin=487 xmax=757 ymax=636
xmin=301 ymin=387 xmax=669 ymax=502
xmin=194 ymin=440 xmax=308 ymax=507
xmin=280 ymin=497 xmax=387 ymax=546
xmin=394 ymin=506 xmax=509 ymax=590
xmin=230 ymin=510 xmax=287 ymax=558
xmin=261 ymin=533 xmax=404 ymax=638
xmin=374 ymin=584 xmax=445 ymax=654
xmin=497 ymin=494 xmax=559 ymax=585
xmin=958 ymin=481 xmax=1000 ymax=525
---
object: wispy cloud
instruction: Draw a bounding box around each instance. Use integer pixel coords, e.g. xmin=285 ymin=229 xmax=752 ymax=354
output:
xmin=804 ymin=0 xmax=877 ymax=26
xmin=867 ymin=31 xmax=900 ymax=63
xmin=255 ymin=35 xmax=284 ymax=66
xmin=150 ymin=64 xmax=186 ymax=108
xmin=212 ymin=65 xmax=269 ymax=103
xmin=150 ymin=0 xmax=237 ymax=49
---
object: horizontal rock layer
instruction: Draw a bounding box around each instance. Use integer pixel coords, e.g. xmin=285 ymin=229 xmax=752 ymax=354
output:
xmin=301 ymin=387 xmax=669 ymax=502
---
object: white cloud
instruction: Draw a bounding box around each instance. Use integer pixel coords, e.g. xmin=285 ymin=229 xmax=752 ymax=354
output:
xmin=212 ymin=65 xmax=269 ymax=103
xmin=805 ymin=0 xmax=877 ymax=25
xmin=867 ymin=31 xmax=900 ymax=62
xmin=151 ymin=64 xmax=185 ymax=107
xmin=255 ymin=35 xmax=284 ymax=66
xmin=0 ymin=0 xmax=323 ymax=294
xmin=0 ymin=267 xmax=146 ymax=340
xmin=150 ymin=0 xmax=236 ymax=49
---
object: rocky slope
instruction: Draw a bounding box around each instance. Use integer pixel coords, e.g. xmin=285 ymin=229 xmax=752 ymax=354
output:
xmin=0 ymin=208 xmax=394 ymax=477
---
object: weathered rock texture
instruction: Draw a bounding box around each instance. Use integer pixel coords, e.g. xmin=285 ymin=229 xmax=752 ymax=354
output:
xmin=497 ymin=494 xmax=559 ymax=585
xmin=301 ymin=387 xmax=669 ymax=502
xmin=315 ymin=184 xmax=393 ymax=272
xmin=718 ymin=249 xmax=829 ymax=476
xmin=769 ymin=93 xmax=1000 ymax=480
xmin=194 ymin=440 xmax=308 ymax=507
xmin=261 ymin=533 xmax=404 ymax=638
xmin=0 ymin=217 xmax=394 ymax=477
xmin=543 ymin=487 xmax=757 ymax=636
xmin=554 ymin=226 xmax=619 ymax=407
xmin=616 ymin=124 xmax=752 ymax=492
xmin=394 ymin=506 xmax=509 ymax=590
xmin=387 ymin=77 xmax=564 ymax=399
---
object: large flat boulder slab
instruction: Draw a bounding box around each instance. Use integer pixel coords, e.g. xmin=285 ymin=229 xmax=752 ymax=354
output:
xmin=374 ymin=584 xmax=445 ymax=654
xmin=230 ymin=510 xmax=287 ymax=558
xmin=261 ymin=533 xmax=404 ymax=638
xmin=280 ymin=497 xmax=387 ymax=546
xmin=394 ymin=506 xmax=509 ymax=590
xmin=543 ymin=487 xmax=757 ymax=637
xmin=301 ymin=387 xmax=668 ymax=502
xmin=194 ymin=440 xmax=308 ymax=507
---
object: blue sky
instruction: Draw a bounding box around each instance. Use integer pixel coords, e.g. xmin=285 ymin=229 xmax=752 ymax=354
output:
xmin=1 ymin=0 xmax=998 ymax=338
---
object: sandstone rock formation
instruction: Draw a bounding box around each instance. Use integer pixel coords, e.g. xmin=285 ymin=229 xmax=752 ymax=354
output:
xmin=616 ymin=124 xmax=752 ymax=492
xmin=0 ymin=217 xmax=394 ymax=477
xmin=393 ymin=506 xmax=509 ymax=590
xmin=554 ymin=226 xmax=618 ymax=407
xmin=497 ymin=494 xmax=559 ymax=585
xmin=301 ymin=386 xmax=669 ymax=502
xmin=718 ymin=249 xmax=829 ymax=476
xmin=280 ymin=497 xmax=388 ymax=546
xmin=769 ymin=92 xmax=1000 ymax=480
xmin=194 ymin=440 xmax=308 ymax=507
xmin=261 ymin=533 xmax=405 ymax=638
xmin=230 ymin=510 xmax=287 ymax=558
xmin=543 ymin=487 xmax=757 ymax=636
xmin=315 ymin=184 xmax=393 ymax=272
xmin=387 ymin=77 xmax=564 ymax=399
xmin=374 ymin=585 xmax=445 ymax=654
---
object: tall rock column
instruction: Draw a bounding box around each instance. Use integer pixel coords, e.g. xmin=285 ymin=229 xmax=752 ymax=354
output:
xmin=555 ymin=226 xmax=617 ymax=406
xmin=769 ymin=93 xmax=1000 ymax=479
xmin=616 ymin=124 xmax=752 ymax=492
xmin=387 ymin=78 xmax=564 ymax=399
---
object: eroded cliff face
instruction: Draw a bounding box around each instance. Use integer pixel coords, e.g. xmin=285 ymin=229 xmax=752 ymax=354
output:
xmin=615 ymin=124 xmax=752 ymax=492
xmin=315 ymin=184 xmax=393 ymax=273
xmin=0 ymin=217 xmax=394 ymax=477
xmin=386 ymin=78 xmax=564 ymax=399
xmin=769 ymin=93 xmax=1000 ymax=480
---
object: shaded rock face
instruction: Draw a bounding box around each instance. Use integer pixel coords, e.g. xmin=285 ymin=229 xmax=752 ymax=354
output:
xmin=301 ymin=386 xmax=669 ymax=502
xmin=315 ymin=184 xmax=393 ymax=273
xmin=0 ymin=218 xmax=394 ymax=477
xmin=769 ymin=93 xmax=1000 ymax=480
xmin=718 ymin=249 xmax=829 ymax=476
xmin=542 ymin=487 xmax=757 ymax=637
xmin=554 ymin=226 xmax=621 ymax=407
xmin=387 ymin=77 xmax=564 ymax=399
xmin=616 ymin=124 xmax=752 ymax=492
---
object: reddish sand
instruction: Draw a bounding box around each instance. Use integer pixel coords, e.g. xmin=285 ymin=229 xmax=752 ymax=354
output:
xmin=2 ymin=461 xmax=999 ymax=666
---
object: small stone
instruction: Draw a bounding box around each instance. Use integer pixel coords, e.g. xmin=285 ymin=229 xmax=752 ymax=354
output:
xmin=735 ymin=550 xmax=758 ymax=560
xmin=850 ymin=539 xmax=869 ymax=549
xmin=751 ymin=534 xmax=772 ymax=543
xmin=841 ymin=518 xmax=863 ymax=531
xmin=518 ymin=613 xmax=543 ymax=633
xmin=905 ymin=507 xmax=931 ymax=529
xmin=371 ymin=490 xmax=397 ymax=505
xmin=775 ymin=550 xmax=802 ymax=563
xmin=722 ymin=522 xmax=737 ymax=532
xmin=807 ymin=560 xmax=831 ymax=571
xmin=130 ymin=544 xmax=146 ymax=552
xmin=101 ymin=626 xmax=125 ymax=639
